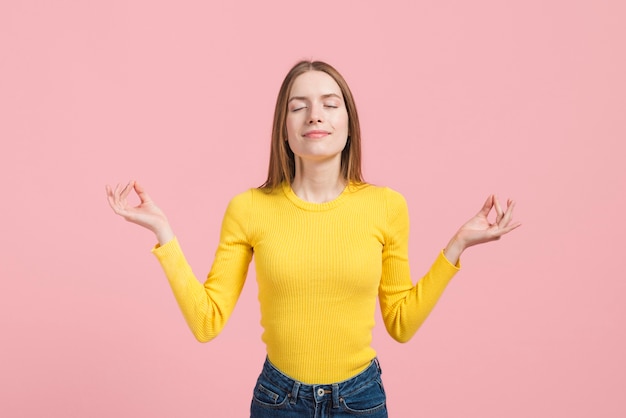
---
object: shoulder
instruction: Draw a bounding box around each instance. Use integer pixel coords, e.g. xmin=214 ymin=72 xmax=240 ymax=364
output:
xmin=226 ymin=186 xmax=283 ymax=211
xmin=353 ymin=183 xmax=407 ymax=208
xmin=227 ymin=188 xmax=253 ymax=209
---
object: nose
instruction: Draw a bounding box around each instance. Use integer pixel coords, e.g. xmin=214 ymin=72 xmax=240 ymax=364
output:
xmin=307 ymin=103 xmax=323 ymax=124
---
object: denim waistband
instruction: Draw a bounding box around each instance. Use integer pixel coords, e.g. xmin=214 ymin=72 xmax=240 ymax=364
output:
xmin=259 ymin=357 xmax=382 ymax=406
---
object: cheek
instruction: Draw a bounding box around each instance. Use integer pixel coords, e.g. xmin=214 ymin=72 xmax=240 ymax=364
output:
xmin=285 ymin=117 xmax=297 ymax=139
xmin=333 ymin=110 xmax=349 ymax=132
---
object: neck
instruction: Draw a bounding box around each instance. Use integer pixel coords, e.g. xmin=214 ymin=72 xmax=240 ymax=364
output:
xmin=291 ymin=157 xmax=346 ymax=203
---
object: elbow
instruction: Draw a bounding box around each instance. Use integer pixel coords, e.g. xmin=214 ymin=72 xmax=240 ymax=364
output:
xmin=384 ymin=318 xmax=419 ymax=343
xmin=390 ymin=332 xmax=414 ymax=344
xmin=190 ymin=325 xmax=222 ymax=343
xmin=394 ymin=335 xmax=412 ymax=344
xmin=193 ymin=333 xmax=215 ymax=343
xmin=187 ymin=313 xmax=226 ymax=343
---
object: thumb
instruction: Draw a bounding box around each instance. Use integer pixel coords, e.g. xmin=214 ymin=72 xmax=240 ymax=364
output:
xmin=477 ymin=194 xmax=494 ymax=217
xmin=133 ymin=181 xmax=153 ymax=204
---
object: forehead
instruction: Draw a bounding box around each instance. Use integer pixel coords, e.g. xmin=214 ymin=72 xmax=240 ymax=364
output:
xmin=289 ymin=71 xmax=343 ymax=98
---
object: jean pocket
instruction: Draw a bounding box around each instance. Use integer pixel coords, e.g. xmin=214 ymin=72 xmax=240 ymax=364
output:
xmin=252 ymin=382 xmax=290 ymax=409
xmin=339 ymin=379 xmax=387 ymax=415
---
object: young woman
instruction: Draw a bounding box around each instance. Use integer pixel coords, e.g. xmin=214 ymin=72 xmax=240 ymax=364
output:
xmin=106 ymin=60 xmax=520 ymax=417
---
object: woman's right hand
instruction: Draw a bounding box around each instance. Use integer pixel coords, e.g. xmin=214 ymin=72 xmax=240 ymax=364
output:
xmin=105 ymin=180 xmax=174 ymax=245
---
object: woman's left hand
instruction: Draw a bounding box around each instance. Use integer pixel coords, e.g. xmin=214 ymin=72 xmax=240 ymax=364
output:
xmin=444 ymin=194 xmax=521 ymax=264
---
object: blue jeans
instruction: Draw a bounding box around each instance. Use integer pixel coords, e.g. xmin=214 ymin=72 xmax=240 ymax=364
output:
xmin=250 ymin=357 xmax=388 ymax=417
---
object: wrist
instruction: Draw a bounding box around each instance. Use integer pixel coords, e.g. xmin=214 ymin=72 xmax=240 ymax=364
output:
xmin=154 ymin=223 xmax=174 ymax=245
xmin=443 ymin=234 xmax=466 ymax=265
xmin=448 ymin=233 xmax=467 ymax=252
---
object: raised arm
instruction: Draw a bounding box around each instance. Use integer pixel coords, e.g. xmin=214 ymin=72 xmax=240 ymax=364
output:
xmin=105 ymin=180 xmax=174 ymax=244
xmin=379 ymin=191 xmax=520 ymax=343
xmin=105 ymin=181 xmax=253 ymax=342
xmin=443 ymin=194 xmax=521 ymax=265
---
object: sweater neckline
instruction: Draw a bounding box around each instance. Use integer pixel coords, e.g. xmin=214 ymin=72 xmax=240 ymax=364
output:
xmin=282 ymin=181 xmax=364 ymax=211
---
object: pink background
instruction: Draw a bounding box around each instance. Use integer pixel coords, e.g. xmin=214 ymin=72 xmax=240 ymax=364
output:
xmin=2 ymin=1 xmax=625 ymax=416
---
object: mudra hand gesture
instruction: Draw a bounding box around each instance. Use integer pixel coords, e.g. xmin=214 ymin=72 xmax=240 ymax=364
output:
xmin=105 ymin=180 xmax=174 ymax=244
xmin=444 ymin=194 xmax=521 ymax=264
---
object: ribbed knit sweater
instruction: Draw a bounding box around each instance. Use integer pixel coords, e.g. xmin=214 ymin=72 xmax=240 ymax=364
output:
xmin=152 ymin=182 xmax=460 ymax=384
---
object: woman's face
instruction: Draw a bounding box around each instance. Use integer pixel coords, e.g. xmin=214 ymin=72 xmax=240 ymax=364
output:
xmin=285 ymin=71 xmax=349 ymax=166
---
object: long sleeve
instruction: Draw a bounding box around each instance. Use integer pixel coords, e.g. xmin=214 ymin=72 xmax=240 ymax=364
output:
xmin=150 ymin=183 xmax=459 ymax=383
xmin=152 ymin=191 xmax=253 ymax=342
xmin=378 ymin=188 xmax=460 ymax=343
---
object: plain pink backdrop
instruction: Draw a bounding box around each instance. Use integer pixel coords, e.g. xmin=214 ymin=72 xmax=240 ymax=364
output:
xmin=1 ymin=1 xmax=624 ymax=417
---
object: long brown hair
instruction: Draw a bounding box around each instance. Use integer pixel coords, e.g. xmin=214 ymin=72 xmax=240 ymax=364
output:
xmin=260 ymin=60 xmax=363 ymax=190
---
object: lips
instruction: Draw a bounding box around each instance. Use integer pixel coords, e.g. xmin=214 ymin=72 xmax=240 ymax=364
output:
xmin=303 ymin=130 xmax=330 ymax=139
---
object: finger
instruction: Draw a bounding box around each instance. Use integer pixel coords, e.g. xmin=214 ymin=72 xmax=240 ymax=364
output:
xmin=478 ymin=194 xmax=494 ymax=217
xmin=494 ymin=195 xmax=504 ymax=223
xmin=105 ymin=185 xmax=117 ymax=211
xmin=134 ymin=181 xmax=152 ymax=204
xmin=114 ymin=182 xmax=123 ymax=198
xmin=499 ymin=200 xmax=516 ymax=228
xmin=112 ymin=183 xmax=128 ymax=214
xmin=120 ymin=180 xmax=134 ymax=202
xmin=498 ymin=221 xmax=522 ymax=236
xmin=112 ymin=183 xmax=122 ymax=207
xmin=113 ymin=183 xmax=124 ymax=206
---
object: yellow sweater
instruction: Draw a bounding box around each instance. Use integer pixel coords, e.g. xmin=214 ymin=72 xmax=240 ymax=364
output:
xmin=152 ymin=182 xmax=460 ymax=384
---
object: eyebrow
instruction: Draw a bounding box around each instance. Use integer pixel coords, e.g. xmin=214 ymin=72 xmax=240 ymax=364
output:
xmin=288 ymin=93 xmax=343 ymax=102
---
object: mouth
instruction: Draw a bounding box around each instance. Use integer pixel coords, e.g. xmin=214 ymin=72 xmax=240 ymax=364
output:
xmin=303 ymin=130 xmax=331 ymax=139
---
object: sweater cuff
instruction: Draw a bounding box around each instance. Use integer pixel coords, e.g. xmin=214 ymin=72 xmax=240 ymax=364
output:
xmin=438 ymin=249 xmax=461 ymax=271
xmin=151 ymin=236 xmax=182 ymax=260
